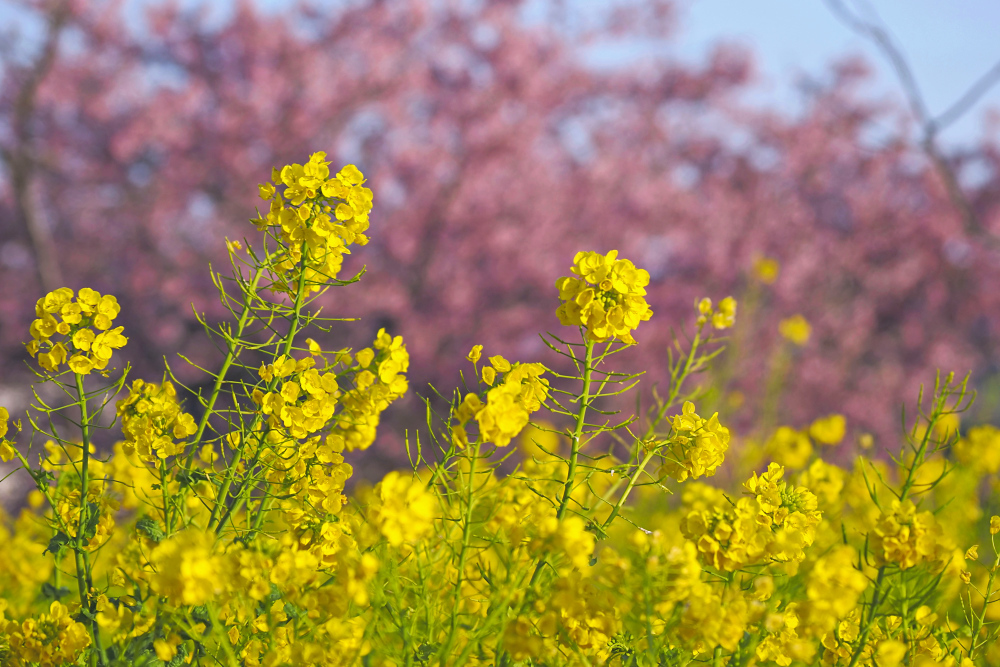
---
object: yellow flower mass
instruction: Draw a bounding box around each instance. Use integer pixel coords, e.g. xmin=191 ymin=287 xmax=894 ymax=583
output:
xmin=0 ymin=153 xmax=994 ymax=667
xmin=555 ymin=249 xmax=652 ymax=343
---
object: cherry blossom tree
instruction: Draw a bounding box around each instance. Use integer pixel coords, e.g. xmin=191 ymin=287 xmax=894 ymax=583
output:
xmin=2 ymin=0 xmax=999 ymax=454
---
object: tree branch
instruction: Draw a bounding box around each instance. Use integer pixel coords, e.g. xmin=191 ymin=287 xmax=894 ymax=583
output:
xmin=1 ymin=0 xmax=72 ymax=293
xmin=821 ymin=0 xmax=1000 ymax=241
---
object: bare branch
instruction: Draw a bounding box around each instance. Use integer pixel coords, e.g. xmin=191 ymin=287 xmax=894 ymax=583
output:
xmin=821 ymin=0 xmax=999 ymax=241
xmin=1 ymin=0 xmax=72 ymax=293
xmin=932 ymin=59 xmax=1000 ymax=134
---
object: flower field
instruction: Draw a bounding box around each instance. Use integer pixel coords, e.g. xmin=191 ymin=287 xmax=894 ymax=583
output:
xmin=0 ymin=153 xmax=997 ymax=666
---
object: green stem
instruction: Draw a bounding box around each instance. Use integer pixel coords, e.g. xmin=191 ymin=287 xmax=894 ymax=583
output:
xmin=209 ymin=248 xmax=309 ymax=533
xmin=846 ymin=568 xmax=886 ymax=667
xmin=846 ymin=392 xmax=951 ymax=666
xmin=970 ymin=550 xmax=1000 ymax=659
xmin=159 ymin=459 xmax=172 ymax=534
xmin=184 ymin=270 xmax=264 ymax=468
xmin=438 ymin=443 xmax=480 ymax=662
xmin=529 ymin=337 xmax=595 ymax=590
xmin=601 ymin=447 xmax=656 ymax=531
xmin=646 ymin=328 xmax=702 ymax=438
xmin=74 ymin=373 xmax=106 ymax=666
xmin=556 ymin=338 xmax=595 ymax=521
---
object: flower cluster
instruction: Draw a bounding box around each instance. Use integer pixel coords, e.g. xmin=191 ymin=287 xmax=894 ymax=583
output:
xmin=254 ymin=152 xmax=373 ymax=293
xmin=257 ymin=353 xmax=342 ymax=439
xmin=331 ymin=328 xmax=410 ymax=451
xmin=367 ymin=471 xmax=437 ymax=548
xmin=1 ymin=155 xmax=995 ymax=667
xmin=682 ymin=463 xmax=821 ymax=571
xmin=117 ymin=379 xmax=198 ymax=461
xmin=695 ymin=296 xmax=737 ymax=329
xmin=870 ymin=499 xmax=947 ymax=570
xmin=660 ymin=401 xmax=731 ymax=482
xmin=0 ymin=407 xmax=14 ymax=463
xmin=1 ymin=601 xmax=91 ymax=665
xmin=453 ymin=354 xmax=549 ymax=447
xmin=555 ymin=250 xmax=652 ymax=343
xmin=765 ymin=414 xmax=847 ymax=469
xmin=25 ymin=287 xmax=127 ymax=374
xmin=953 ymin=424 xmax=1000 ymax=476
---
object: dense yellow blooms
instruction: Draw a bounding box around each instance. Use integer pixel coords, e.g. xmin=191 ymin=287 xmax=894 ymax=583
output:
xmin=25 ymin=287 xmax=127 ymax=374
xmin=870 ymin=499 xmax=947 ymax=570
xmin=809 ymin=413 xmax=846 ymax=445
xmin=682 ymin=462 xmax=822 ymax=572
xmin=555 ymin=250 xmax=652 ymax=343
xmin=766 ymin=425 xmax=813 ymax=469
xmin=802 ymin=545 xmax=869 ymax=631
xmin=117 ymin=379 xmax=197 ymax=461
xmin=254 ymin=152 xmax=373 ymax=294
xmin=368 ymin=471 xmax=436 ymax=547
xmin=954 ymin=424 xmax=1000 ymax=475
xmin=0 ymin=154 xmax=995 ymax=667
xmin=149 ymin=529 xmax=227 ymax=606
xmin=458 ymin=355 xmax=549 ymax=447
xmin=779 ymin=313 xmax=811 ymax=345
xmin=0 ymin=406 xmax=13 ymax=463
xmin=331 ymin=328 xmax=410 ymax=451
xmin=660 ymin=401 xmax=731 ymax=482
xmin=2 ymin=601 xmax=91 ymax=666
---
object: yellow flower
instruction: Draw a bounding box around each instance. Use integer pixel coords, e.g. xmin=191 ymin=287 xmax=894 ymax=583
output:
xmin=954 ymin=425 xmax=1000 ymax=475
xmin=766 ymin=426 xmax=812 ymax=469
xmin=870 ymin=499 xmax=944 ymax=569
xmin=779 ymin=314 xmax=811 ymax=345
xmin=695 ymin=296 xmax=737 ymax=329
xmin=712 ymin=296 xmax=737 ymax=329
xmin=355 ymin=348 xmax=375 ymax=368
xmin=67 ymin=355 xmax=96 ymax=375
xmin=370 ymin=471 xmax=436 ymax=547
xmin=117 ymin=379 xmax=198 ymax=461
xmin=150 ymin=530 xmax=226 ymax=606
xmin=0 ymin=413 xmax=13 ymax=461
xmin=531 ymin=515 xmax=595 ymax=570
xmin=809 ymin=414 xmax=846 ymax=445
xmin=876 ymin=640 xmax=907 ymax=667
xmin=467 ymin=344 xmax=483 ymax=363
xmin=476 ymin=383 xmax=530 ymax=447
xmin=991 ymin=516 xmax=1000 ymax=535
xmin=555 ymin=250 xmax=652 ymax=344
xmin=753 ymin=256 xmax=780 ymax=284
xmin=803 ymin=545 xmax=868 ymax=631
xmin=489 ymin=355 xmax=511 ymax=373
xmin=661 ymin=401 xmax=730 ymax=482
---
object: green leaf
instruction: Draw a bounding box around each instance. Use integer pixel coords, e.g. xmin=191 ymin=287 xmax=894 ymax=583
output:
xmin=44 ymin=531 xmax=71 ymax=555
xmin=80 ymin=501 xmax=101 ymax=542
xmin=135 ymin=517 xmax=165 ymax=544
xmin=41 ymin=582 xmax=70 ymax=601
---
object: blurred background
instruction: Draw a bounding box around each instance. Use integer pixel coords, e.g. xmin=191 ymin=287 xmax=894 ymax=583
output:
xmin=3 ymin=0 xmax=1000 ymax=472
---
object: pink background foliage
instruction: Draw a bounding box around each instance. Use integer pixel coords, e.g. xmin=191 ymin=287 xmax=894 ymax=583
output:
xmin=2 ymin=0 xmax=1000 ymax=459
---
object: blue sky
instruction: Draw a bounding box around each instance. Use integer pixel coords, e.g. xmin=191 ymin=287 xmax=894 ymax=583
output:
xmin=2 ymin=0 xmax=998 ymax=148
xmin=671 ymin=0 xmax=1000 ymax=148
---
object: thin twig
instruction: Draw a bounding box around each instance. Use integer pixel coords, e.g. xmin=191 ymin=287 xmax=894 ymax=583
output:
xmin=822 ymin=0 xmax=1000 ymax=241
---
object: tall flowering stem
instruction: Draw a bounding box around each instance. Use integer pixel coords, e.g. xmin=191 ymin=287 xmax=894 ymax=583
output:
xmin=72 ymin=372 xmax=105 ymax=666
xmin=846 ymin=373 xmax=972 ymax=667
xmin=556 ymin=337 xmax=594 ymax=521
